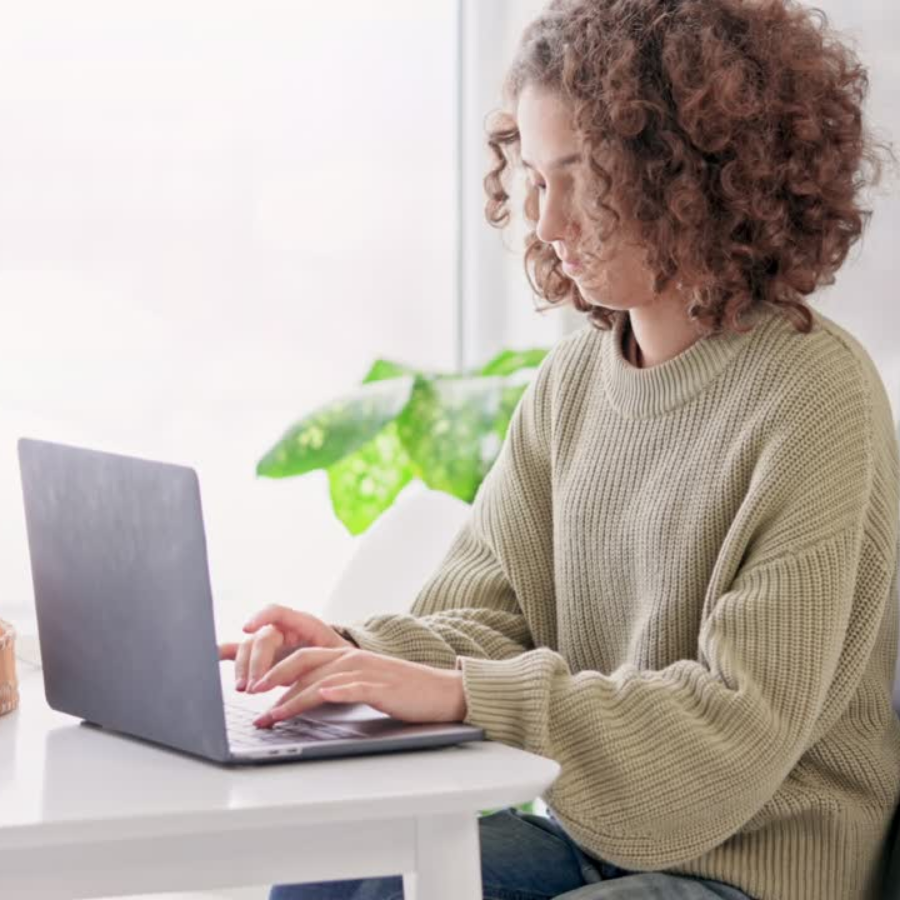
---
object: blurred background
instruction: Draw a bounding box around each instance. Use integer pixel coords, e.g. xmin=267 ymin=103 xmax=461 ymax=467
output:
xmin=1 ymin=0 xmax=897 ymax=649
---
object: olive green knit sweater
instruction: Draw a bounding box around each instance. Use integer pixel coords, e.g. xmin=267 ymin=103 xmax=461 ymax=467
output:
xmin=339 ymin=305 xmax=900 ymax=900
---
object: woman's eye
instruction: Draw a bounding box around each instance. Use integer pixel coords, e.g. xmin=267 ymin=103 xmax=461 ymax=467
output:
xmin=532 ymin=182 xmax=547 ymax=193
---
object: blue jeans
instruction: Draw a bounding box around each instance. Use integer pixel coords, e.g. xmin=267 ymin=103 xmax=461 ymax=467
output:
xmin=268 ymin=806 xmax=755 ymax=899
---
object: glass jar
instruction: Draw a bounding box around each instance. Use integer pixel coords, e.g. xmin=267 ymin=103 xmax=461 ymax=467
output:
xmin=0 ymin=618 xmax=19 ymax=716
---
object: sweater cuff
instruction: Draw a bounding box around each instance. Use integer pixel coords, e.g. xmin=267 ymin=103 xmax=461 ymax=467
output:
xmin=456 ymin=649 xmax=557 ymax=748
xmin=329 ymin=624 xmax=360 ymax=648
xmin=330 ymin=623 xmax=398 ymax=657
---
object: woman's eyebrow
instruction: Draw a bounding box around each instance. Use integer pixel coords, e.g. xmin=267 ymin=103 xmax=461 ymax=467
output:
xmin=521 ymin=153 xmax=583 ymax=172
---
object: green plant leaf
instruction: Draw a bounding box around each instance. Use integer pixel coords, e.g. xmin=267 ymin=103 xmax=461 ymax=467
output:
xmin=479 ymin=348 xmax=548 ymax=377
xmin=326 ymin=421 xmax=418 ymax=535
xmin=362 ymin=359 xmax=419 ymax=384
xmin=396 ymin=374 xmax=514 ymax=503
xmin=256 ymin=346 xmax=549 ymax=535
xmin=256 ymin=377 xmax=415 ymax=478
xmin=479 ymin=800 xmax=537 ymax=817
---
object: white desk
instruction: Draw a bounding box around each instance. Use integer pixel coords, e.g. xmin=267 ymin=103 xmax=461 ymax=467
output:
xmin=0 ymin=666 xmax=560 ymax=900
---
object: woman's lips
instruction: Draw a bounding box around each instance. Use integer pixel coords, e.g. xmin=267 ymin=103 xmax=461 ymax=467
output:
xmin=562 ymin=259 xmax=583 ymax=275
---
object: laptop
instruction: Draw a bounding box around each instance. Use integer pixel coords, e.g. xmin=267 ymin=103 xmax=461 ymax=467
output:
xmin=16 ymin=437 xmax=484 ymax=765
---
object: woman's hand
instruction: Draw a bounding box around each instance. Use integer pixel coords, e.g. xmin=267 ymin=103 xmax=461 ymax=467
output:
xmin=245 ymin=646 xmax=468 ymax=729
xmin=217 ymin=604 xmax=356 ymax=692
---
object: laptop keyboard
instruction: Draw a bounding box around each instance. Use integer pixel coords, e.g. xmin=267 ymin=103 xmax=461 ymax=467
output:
xmin=225 ymin=701 xmax=368 ymax=747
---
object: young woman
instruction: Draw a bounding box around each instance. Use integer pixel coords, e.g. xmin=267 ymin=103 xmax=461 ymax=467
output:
xmin=220 ymin=1 xmax=899 ymax=897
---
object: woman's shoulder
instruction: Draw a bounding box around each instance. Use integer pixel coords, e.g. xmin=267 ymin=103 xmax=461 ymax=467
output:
xmin=806 ymin=308 xmax=890 ymax=397
xmin=533 ymin=320 xmax=607 ymax=408
xmin=770 ymin=307 xmax=893 ymax=429
xmin=540 ymin=320 xmax=607 ymax=382
xmin=549 ymin=320 xmax=605 ymax=358
xmin=746 ymin=308 xmax=897 ymax=512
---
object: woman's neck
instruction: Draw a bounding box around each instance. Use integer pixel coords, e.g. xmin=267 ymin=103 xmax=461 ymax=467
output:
xmin=623 ymin=316 xmax=643 ymax=368
xmin=626 ymin=301 xmax=705 ymax=369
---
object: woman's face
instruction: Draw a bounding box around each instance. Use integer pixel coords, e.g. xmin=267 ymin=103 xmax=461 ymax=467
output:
xmin=516 ymin=83 xmax=661 ymax=312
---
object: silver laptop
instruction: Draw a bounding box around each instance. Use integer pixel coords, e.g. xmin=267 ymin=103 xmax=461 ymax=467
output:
xmin=17 ymin=437 xmax=484 ymax=765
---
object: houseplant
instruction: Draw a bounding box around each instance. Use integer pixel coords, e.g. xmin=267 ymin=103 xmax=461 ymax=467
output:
xmin=256 ymin=347 xmax=550 ymax=534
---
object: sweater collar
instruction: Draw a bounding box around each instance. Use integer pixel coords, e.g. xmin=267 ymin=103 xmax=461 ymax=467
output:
xmin=600 ymin=305 xmax=777 ymax=419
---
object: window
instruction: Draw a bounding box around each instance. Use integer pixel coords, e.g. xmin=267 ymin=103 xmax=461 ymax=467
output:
xmin=0 ymin=1 xmax=458 ymax=638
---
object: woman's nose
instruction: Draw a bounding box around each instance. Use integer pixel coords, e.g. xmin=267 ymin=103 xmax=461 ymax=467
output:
xmin=536 ymin=195 xmax=577 ymax=246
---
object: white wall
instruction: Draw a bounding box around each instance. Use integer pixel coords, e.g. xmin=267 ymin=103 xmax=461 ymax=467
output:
xmin=0 ymin=0 xmax=458 ymax=642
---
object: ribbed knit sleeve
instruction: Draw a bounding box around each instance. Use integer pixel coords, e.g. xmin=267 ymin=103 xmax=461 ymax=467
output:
xmin=456 ymin=335 xmax=895 ymax=872
xmin=334 ymin=338 xmax=558 ymax=669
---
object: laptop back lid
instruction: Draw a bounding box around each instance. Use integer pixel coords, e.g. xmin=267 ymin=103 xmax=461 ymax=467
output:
xmin=17 ymin=437 xmax=230 ymax=762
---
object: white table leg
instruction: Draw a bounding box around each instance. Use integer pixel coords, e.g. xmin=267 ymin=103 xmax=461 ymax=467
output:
xmin=407 ymin=813 xmax=481 ymax=900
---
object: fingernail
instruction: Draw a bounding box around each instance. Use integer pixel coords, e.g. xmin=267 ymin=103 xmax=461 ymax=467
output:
xmin=236 ymin=678 xmax=246 ymax=691
xmin=246 ymin=679 xmax=257 ymax=692
xmin=256 ymin=708 xmax=282 ymax=726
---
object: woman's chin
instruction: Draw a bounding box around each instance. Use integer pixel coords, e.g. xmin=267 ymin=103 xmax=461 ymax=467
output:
xmin=579 ymin=288 xmax=640 ymax=312
xmin=580 ymin=290 xmax=620 ymax=310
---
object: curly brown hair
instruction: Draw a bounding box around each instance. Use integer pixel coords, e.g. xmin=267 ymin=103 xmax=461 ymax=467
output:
xmin=484 ymin=0 xmax=893 ymax=335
